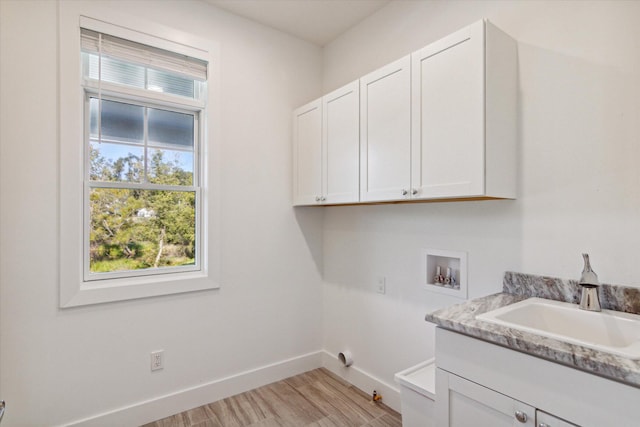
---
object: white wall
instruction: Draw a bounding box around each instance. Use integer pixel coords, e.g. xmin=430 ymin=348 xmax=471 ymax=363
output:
xmin=0 ymin=0 xmax=324 ymax=425
xmin=322 ymin=0 xmax=640 ymax=392
xmin=2 ymin=0 xmax=640 ymax=423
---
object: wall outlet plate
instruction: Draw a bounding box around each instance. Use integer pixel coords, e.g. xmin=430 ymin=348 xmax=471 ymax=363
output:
xmin=151 ymin=350 xmax=164 ymax=371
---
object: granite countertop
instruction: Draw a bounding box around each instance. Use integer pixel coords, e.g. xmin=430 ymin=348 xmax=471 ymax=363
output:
xmin=425 ymin=272 xmax=640 ymax=388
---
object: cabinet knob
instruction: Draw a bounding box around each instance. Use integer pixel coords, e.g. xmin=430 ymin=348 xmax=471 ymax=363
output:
xmin=411 ymin=188 xmax=418 ymax=195
xmin=538 ymin=423 xmax=550 ymax=427
xmin=315 ymin=196 xmax=320 ymax=202
xmin=321 ymin=196 xmax=326 ymax=202
xmin=401 ymin=189 xmax=408 ymax=196
xmin=514 ymin=411 xmax=527 ymax=423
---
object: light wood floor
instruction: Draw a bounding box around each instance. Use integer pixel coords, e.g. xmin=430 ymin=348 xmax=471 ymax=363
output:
xmin=142 ymin=368 xmax=402 ymax=427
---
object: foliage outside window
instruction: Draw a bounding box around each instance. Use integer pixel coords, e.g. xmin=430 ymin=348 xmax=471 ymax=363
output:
xmin=82 ymin=29 xmax=207 ymax=280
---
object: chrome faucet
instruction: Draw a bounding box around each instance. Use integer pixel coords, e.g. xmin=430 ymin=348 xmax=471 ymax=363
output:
xmin=578 ymin=253 xmax=601 ymax=312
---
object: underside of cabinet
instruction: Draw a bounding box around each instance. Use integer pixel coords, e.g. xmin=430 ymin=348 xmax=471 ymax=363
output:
xmin=301 ymin=196 xmax=508 ymax=207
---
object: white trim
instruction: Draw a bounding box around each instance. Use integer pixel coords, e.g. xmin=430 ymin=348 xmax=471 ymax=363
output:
xmin=63 ymin=351 xmax=324 ymax=427
xmin=79 ymin=15 xmax=209 ymax=62
xmin=87 ymin=181 xmax=197 ymax=192
xmin=59 ymin=1 xmax=221 ymax=307
xmin=62 ymin=351 xmax=402 ymax=426
xmin=84 ymin=80 xmax=206 ymax=110
xmin=321 ymin=350 xmax=401 ymax=412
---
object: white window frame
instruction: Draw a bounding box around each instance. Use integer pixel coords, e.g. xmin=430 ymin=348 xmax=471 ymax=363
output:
xmin=59 ymin=3 xmax=220 ymax=307
xmin=83 ymin=92 xmax=202 ymax=282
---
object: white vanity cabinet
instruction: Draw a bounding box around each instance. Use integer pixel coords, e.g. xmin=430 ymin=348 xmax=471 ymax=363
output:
xmin=435 ymin=328 xmax=638 ymax=427
xmin=411 ymin=19 xmax=516 ymax=200
xmin=436 ymin=369 xmax=581 ymax=427
xmin=292 ymin=81 xmax=360 ymax=206
xmin=536 ymin=410 xmax=578 ymax=427
xmin=436 ymin=369 xmax=535 ymax=426
xmin=360 ymin=55 xmax=412 ymax=202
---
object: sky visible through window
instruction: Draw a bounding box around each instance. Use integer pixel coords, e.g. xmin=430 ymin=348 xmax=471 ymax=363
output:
xmin=92 ymin=142 xmax=194 ymax=176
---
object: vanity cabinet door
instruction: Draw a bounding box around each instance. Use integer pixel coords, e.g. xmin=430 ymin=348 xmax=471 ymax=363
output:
xmin=293 ymin=99 xmax=322 ymax=205
xmin=436 ymin=368 xmax=535 ymax=427
xmin=536 ymin=410 xmax=579 ymax=427
xmin=360 ymin=55 xmax=411 ymax=202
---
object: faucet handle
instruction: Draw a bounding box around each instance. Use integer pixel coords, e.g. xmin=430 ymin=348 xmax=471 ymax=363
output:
xmin=579 ymin=253 xmax=600 ymax=286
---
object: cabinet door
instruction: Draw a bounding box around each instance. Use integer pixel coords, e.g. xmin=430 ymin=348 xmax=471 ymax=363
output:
xmin=292 ymin=99 xmax=322 ymax=205
xmin=323 ymin=81 xmax=359 ymax=204
xmin=411 ymin=20 xmax=485 ymax=199
xmin=436 ymin=369 xmax=535 ymax=427
xmin=360 ymin=55 xmax=411 ymax=202
xmin=536 ymin=410 xmax=579 ymax=427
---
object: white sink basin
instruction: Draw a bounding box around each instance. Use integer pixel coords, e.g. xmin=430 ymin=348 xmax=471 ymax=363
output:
xmin=476 ymin=297 xmax=640 ymax=359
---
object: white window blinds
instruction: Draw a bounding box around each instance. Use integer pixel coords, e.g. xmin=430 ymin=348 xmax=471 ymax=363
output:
xmin=80 ymin=28 xmax=207 ymax=82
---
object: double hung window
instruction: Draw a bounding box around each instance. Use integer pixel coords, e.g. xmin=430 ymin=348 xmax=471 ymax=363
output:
xmin=81 ymin=29 xmax=207 ymax=281
xmin=59 ymin=7 xmax=218 ymax=307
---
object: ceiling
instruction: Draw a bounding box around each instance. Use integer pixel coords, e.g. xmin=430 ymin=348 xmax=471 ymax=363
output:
xmin=205 ymin=0 xmax=391 ymax=46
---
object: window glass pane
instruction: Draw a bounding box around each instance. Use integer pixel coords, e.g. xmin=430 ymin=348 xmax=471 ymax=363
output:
xmin=90 ymin=98 xmax=144 ymax=144
xmin=102 ymin=56 xmax=145 ymax=88
xmin=82 ymin=52 xmax=202 ymax=100
xmin=83 ymin=52 xmax=145 ymax=89
xmin=89 ymin=188 xmax=196 ymax=273
xmin=147 ymin=148 xmax=194 ymax=186
xmin=148 ymin=107 xmax=194 ymax=150
xmin=89 ymin=141 xmax=144 ymax=182
xmin=147 ymin=68 xmax=195 ymax=98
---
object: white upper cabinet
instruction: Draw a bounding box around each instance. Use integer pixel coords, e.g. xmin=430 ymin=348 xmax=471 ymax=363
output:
xmin=293 ymin=99 xmax=322 ymax=205
xmin=292 ymin=19 xmax=516 ymax=206
xmin=323 ymin=81 xmax=360 ymax=204
xmin=411 ymin=20 xmax=517 ymax=200
xmin=360 ymin=55 xmax=412 ymax=202
xmin=293 ymin=81 xmax=360 ymax=206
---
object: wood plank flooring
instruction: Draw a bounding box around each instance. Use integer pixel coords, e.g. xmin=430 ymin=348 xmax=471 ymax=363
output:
xmin=142 ymin=368 xmax=402 ymax=427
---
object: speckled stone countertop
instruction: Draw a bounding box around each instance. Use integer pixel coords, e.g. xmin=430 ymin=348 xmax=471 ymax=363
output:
xmin=425 ymin=271 xmax=640 ymax=387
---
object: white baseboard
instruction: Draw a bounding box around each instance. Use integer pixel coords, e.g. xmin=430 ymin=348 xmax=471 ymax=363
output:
xmin=65 ymin=351 xmax=323 ymax=427
xmin=64 ymin=350 xmax=403 ymax=426
xmin=321 ymin=350 xmax=401 ymax=412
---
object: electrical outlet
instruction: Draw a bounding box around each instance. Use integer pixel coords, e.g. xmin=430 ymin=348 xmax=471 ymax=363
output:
xmin=376 ymin=276 xmax=386 ymax=294
xmin=151 ymin=350 xmax=164 ymax=371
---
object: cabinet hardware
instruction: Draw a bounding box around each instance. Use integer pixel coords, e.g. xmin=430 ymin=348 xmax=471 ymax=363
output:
xmin=515 ymin=411 xmax=527 ymax=423
xmin=411 ymin=188 xmax=418 ymax=195
xmin=401 ymin=189 xmax=408 ymax=196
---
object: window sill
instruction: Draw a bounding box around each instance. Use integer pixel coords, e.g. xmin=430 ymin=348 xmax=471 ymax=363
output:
xmin=60 ymin=270 xmax=219 ymax=308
